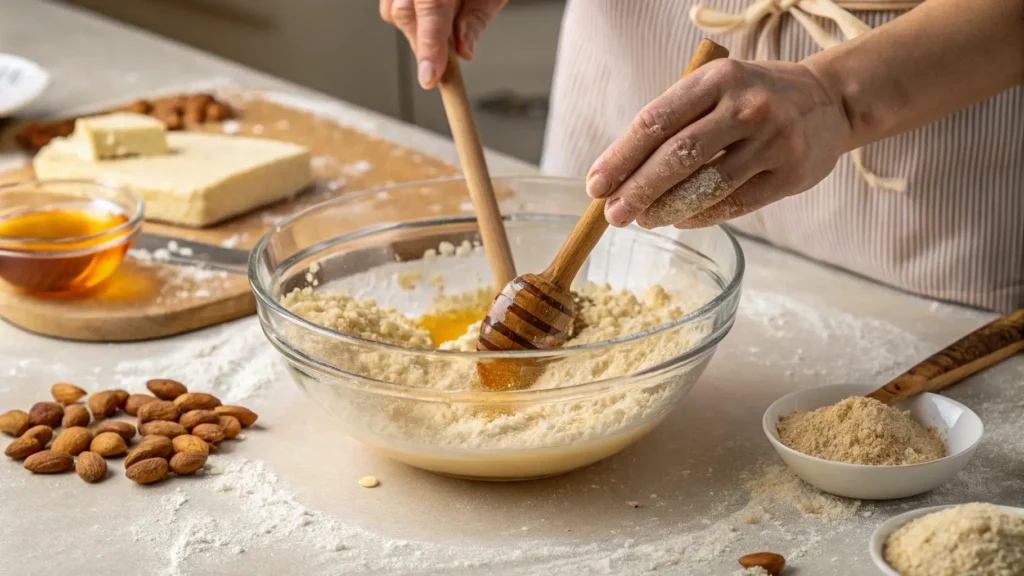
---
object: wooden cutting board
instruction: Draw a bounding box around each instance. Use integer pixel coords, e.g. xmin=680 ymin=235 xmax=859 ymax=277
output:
xmin=0 ymin=91 xmax=458 ymax=341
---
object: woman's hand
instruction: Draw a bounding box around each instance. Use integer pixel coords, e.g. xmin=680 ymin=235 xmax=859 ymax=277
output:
xmin=585 ymin=59 xmax=852 ymax=229
xmin=380 ymin=0 xmax=507 ymax=89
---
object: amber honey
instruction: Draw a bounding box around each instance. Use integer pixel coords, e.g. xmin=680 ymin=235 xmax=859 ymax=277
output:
xmin=416 ymin=308 xmax=486 ymax=347
xmin=0 ymin=200 xmax=134 ymax=295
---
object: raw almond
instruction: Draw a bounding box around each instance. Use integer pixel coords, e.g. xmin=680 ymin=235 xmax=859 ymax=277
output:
xmin=139 ymin=420 xmax=187 ymax=438
xmin=111 ymin=389 xmax=130 ymax=409
xmin=191 ymin=423 xmax=224 ymax=443
xmin=87 ymin=390 xmax=119 ymax=418
xmin=137 ymin=400 xmax=179 ymax=423
xmin=172 ymin=434 xmax=210 ymax=455
xmin=218 ymin=415 xmax=241 ymax=439
xmin=62 ymin=404 xmax=91 ymax=428
xmin=126 ymin=436 xmax=173 ymax=467
xmin=28 ymin=402 xmax=64 ymax=427
xmin=95 ymin=420 xmax=136 ymax=443
xmin=21 ymin=425 xmax=53 ymax=448
xmin=174 ymin=393 xmax=221 ymax=412
xmin=125 ymin=457 xmax=169 ymax=484
xmin=0 ymin=409 xmax=30 ymax=436
xmin=51 ymin=426 xmax=93 ymax=455
xmin=169 ymin=452 xmax=207 ymax=475
xmin=146 ymin=378 xmax=187 ymax=400
xmin=179 ymin=409 xmax=219 ymax=430
xmin=738 ymin=552 xmax=786 ymax=575
xmin=4 ymin=436 xmax=41 ymax=459
xmin=124 ymin=393 xmax=157 ymax=416
xmin=214 ymin=405 xmax=258 ymax=428
xmin=76 ymin=451 xmax=107 ymax=483
xmin=24 ymin=450 xmax=74 ymax=473
xmin=51 ymin=382 xmax=87 ymax=405
xmin=90 ymin=432 xmax=128 ymax=457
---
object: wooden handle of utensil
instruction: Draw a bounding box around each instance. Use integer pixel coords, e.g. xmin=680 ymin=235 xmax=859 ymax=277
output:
xmin=541 ymin=39 xmax=730 ymax=288
xmin=438 ymin=50 xmax=517 ymax=288
xmin=867 ymin=309 xmax=1024 ymax=405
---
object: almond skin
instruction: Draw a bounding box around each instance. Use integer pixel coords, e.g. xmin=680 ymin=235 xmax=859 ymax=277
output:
xmin=214 ymin=406 xmax=258 ymax=428
xmin=169 ymin=452 xmax=207 ymax=475
xmin=179 ymin=410 xmax=219 ymax=431
xmin=0 ymin=410 xmax=31 ymax=436
xmin=137 ymin=400 xmax=179 ymax=424
xmin=124 ymin=394 xmax=157 ymax=417
xmin=139 ymin=421 xmax=187 ymax=439
xmin=51 ymin=426 xmax=93 ymax=455
xmin=191 ymin=423 xmax=224 ymax=443
xmin=21 ymin=425 xmax=53 ymax=448
xmin=111 ymin=389 xmax=129 ymax=409
xmin=90 ymin=432 xmax=128 ymax=457
xmin=51 ymin=383 xmax=87 ymax=405
xmin=173 ymin=393 xmax=221 ymax=412
xmin=218 ymin=415 xmax=242 ymax=439
xmin=125 ymin=457 xmax=169 ymax=484
xmin=738 ymin=552 xmax=786 ymax=575
xmin=28 ymin=402 xmax=64 ymax=427
xmin=62 ymin=404 xmax=91 ymax=428
xmin=146 ymin=378 xmax=187 ymax=400
xmin=24 ymin=450 xmax=74 ymax=473
xmin=172 ymin=434 xmax=210 ymax=455
xmin=87 ymin=391 xmax=119 ymax=418
xmin=126 ymin=436 xmax=173 ymax=467
xmin=76 ymin=451 xmax=107 ymax=483
xmin=4 ymin=436 xmax=41 ymax=459
xmin=95 ymin=421 xmax=137 ymax=443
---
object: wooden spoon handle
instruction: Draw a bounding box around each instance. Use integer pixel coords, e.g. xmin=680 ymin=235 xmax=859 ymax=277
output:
xmin=542 ymin=39 xmax=730 ymax=288
xmin=438 ymin=50 xmax=517 ymax=288
xmin=867 ymin=309 xmax=1024 ymax=405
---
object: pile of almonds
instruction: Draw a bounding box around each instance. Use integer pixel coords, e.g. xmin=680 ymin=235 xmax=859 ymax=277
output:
xmin=1 ymin=379 xmax=257 ymax=485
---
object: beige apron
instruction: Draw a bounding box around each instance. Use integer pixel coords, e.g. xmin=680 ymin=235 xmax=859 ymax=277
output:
xmin=540 ymin=0 xmax=1024 ymax=312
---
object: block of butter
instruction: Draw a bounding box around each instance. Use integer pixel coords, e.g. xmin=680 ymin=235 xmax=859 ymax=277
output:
xmin=34 ymin=132 xmax=312 ymax=227
xmin=71 ymin=112 xmax=170 ymax=160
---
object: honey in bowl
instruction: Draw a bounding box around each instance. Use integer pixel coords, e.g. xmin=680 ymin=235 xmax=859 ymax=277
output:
xmin=0 ymin=199 xmax=135 ymax=295
xmin=416 ymin=308 xmax=485 ymax=347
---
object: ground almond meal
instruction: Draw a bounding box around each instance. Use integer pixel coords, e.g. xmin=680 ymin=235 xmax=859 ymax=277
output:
xmin=884 ymin=503 xmax=1024 ymax=576
xmin=777 ymin=396 xmax=946 ymax=466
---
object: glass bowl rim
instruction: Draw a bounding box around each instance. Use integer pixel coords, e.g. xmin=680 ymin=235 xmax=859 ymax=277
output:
xmin=248 ymin=175 xmax=745 ymax=362
xmin=0 ymin=178 xmax=144 ymax=254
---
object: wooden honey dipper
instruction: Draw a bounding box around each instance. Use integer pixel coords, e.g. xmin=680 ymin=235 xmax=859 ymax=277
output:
xmin=476 ymin=39 xmax=730 ymax=390
xmin=867 ymin=308 xmax=1024 ymax=405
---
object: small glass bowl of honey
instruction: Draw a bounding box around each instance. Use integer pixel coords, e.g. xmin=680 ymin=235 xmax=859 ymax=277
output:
xmin=0 ymin=179 xmax=143 ymax=295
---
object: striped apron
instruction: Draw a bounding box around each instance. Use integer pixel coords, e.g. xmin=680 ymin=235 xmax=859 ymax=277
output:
xmin=540 ymin=0 xmax=1024 ymax=312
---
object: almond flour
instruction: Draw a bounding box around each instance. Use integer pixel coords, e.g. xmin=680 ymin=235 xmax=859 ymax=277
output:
xmin=777 ymin=396 xmax=946 ymax=466
xmin=884 ymin=503 xmax=1024 ymax=576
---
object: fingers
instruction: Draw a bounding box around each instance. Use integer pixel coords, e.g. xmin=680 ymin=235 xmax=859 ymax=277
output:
xmin=673 ymin=172 xmax=782 ymax=229
xmin=585 ymin=62 xmax=727 ymax=200
xmin=603 ymin=110 xmax=742 ymax=227
xmin=414 ymin=0 xmax=457 ymax=88
xmin=455 ymin=0 xmax=506 ymax=59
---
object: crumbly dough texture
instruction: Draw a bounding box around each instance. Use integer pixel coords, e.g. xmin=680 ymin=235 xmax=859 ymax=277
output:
xmin=884 ymin=503 xmax=1024 ymax=576
xmin=777 ymin=396 xmax=946 ymax=466
xmin=34 ymin=132 xmax=311 ymax=227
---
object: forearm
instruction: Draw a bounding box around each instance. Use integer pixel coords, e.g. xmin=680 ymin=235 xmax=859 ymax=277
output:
xmin=806 ymin=0 xmax=1024 ymax=152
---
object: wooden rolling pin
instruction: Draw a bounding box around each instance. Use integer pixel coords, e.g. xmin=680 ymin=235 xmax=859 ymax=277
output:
xmin=437 ymin=49 xmax=517 ymax=289
xmin=867 ymin=309 xmax=1024 ymax=404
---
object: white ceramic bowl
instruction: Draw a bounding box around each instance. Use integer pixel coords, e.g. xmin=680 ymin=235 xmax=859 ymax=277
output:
xmin=869 ymin=503 xmax=1024 ymax=575
xmin=763 ymin=383 xmax=983 ymax=500
xmin=0 ymin=54 xmax=50 ymax=117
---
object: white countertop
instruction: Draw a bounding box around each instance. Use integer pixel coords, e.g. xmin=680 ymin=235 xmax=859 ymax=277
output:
xmin=1 ymin=2 xmax=1021 ymax=575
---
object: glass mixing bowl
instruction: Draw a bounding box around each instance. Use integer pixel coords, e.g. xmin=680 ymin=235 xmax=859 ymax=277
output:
xmin=250 ymin=177 xmax=743 ymax=480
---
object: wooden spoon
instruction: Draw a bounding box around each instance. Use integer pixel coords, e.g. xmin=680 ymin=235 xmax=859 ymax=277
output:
xmin=868 ymin=308 xmax=1024 ymax=404
xmin=475 ymin=39 xmax=730 ymax=389
xmin=437 ymin=49 xmax=517 ymax=289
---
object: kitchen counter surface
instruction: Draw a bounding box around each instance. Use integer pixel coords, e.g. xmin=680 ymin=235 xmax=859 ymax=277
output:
xmin=1 ymin=2 xmax=1021 ymax=575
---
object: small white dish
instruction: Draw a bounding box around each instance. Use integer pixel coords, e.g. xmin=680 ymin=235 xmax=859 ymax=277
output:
xmin=763 ymin=383 xmax=983 ymax=500
xmin=0 ymin=53 xmax=50 ymax=118
xmin=869 ymin=503 xmax=1024 ymax=575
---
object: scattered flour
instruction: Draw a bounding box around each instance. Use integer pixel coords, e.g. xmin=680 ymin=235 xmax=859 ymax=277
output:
xmin=128 ymin=248 xmax=231 ymax=302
